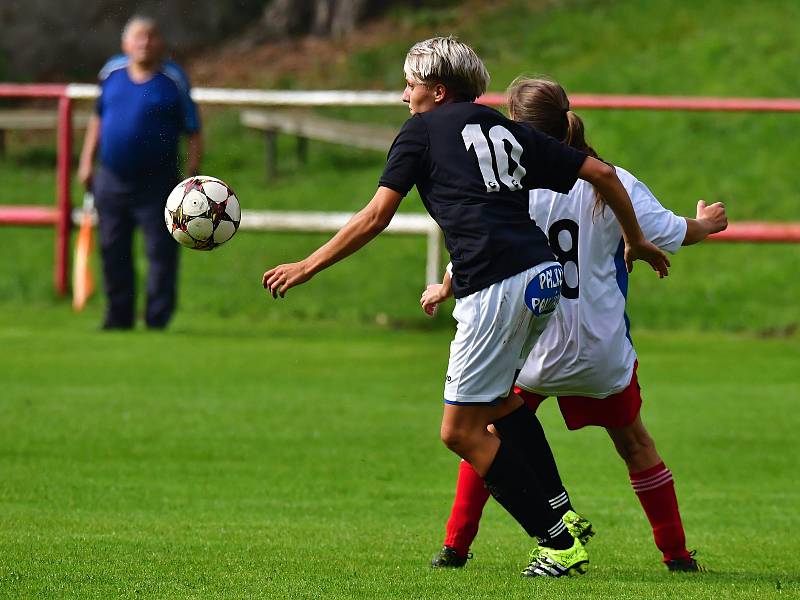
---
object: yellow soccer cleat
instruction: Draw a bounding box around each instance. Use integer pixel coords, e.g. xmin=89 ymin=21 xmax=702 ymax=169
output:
xmin=522 ymin=537 xmax=589 ymax=578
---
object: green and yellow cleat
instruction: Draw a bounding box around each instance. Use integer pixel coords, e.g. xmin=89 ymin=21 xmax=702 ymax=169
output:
xmin=522 ymin=537 xmax=589 ymax=578
xmin=562 ymin=509 xmax=595 ymax=546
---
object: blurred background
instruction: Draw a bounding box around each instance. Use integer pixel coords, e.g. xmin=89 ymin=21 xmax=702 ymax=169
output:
xmin=1 ymin=0 xmax=797 ymax=332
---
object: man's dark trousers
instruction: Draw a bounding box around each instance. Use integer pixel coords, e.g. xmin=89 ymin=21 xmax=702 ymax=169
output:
xmin=94 ymin=166 xmax=179 ymax=329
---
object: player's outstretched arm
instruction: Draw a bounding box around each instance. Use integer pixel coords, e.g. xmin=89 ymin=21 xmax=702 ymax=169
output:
xmin=420 ymin=267 xmax=453 ymax=316
xmin=578 ymin=157 xmax=670 ymax=277
xmin=262 ymin=186 xmax=403 ymax=298
xmin=682 ymin=200 xmax=728 ymax=246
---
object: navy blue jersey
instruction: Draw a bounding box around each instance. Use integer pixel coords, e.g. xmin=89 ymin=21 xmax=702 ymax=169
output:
xmin=379 ymin=102 xmax=586 ymax=298
xmin=96 ymin=55 xmax=200 ymax=180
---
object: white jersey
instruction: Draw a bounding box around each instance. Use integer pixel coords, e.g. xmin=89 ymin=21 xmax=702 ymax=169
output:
xmin=516 ymin=166 xmax=687 ymax=398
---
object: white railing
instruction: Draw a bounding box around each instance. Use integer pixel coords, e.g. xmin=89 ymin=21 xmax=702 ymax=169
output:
xmin=66 ymin=84 xmax=404 ymax=106
xmin=240 ymin=211 xmax=443 ymax=284
xmin=73 ymin=208 xmax=444 ymax=284
xmin=67 ymin=85 xmax=445 ymax=283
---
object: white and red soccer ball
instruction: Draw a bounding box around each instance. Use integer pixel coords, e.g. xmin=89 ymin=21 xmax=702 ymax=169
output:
xmin=164 ymin=175 xmax=241 ymax=250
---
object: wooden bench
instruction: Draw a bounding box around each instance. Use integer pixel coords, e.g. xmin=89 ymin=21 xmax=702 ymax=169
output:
xmin=240 ymin=109 xmax=396 ymax=178
xmin=0 ymin=110 xmax=92 ymax=155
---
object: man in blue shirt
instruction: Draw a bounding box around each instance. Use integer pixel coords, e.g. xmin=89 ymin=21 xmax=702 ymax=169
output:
xmin=78 ymin=15 xmax=202 ymax=330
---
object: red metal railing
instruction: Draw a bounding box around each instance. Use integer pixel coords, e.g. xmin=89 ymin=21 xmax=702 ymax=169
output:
xmin=0 ymin=83 xmax=71 ymax=295
xmin=0 ymin=83 xmax=70 ymax=98
xmin=0 ymin=83 xmax=799 ymax=297
xmin=479 ymin=92 xmax=800 ymax=112
xmin=55 ymin=94 xmax=73 ymax=294
xmin=708 ymin=222 xmax=800 ymax=243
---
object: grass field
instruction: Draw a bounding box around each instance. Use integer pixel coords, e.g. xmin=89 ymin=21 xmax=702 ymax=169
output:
xmin=1 ymin=0 xmax=800 ymax=332
xmin=1 ymin=0 xmax=799 ymax=597
xmin=1 ymin=308 xmax=798 ymax=598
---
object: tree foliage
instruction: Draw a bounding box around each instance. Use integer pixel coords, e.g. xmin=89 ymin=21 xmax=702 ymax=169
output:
xmin=0 ymin=0 xmax=394 ymax=81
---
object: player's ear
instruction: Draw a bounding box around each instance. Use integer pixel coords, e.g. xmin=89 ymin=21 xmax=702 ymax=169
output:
xmin=433 ymin=83 xmax=448 ymax=104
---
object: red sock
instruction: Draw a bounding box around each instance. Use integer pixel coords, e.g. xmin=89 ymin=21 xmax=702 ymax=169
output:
xmin=630 ymin=462 xmax=691 ymax=562
xmin=443 ymin=460 xmax=492 ymax=556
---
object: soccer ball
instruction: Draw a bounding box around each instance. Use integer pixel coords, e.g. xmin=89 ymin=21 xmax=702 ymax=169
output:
xmin=164 ymin=175 xmax=241 ymax=250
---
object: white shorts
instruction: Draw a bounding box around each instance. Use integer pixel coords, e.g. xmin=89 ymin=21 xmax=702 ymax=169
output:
xmin=444 ymin=261 xmax=563 ymax=405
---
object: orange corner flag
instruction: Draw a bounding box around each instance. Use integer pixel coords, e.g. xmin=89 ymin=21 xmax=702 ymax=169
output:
xmin=72 ymin=193 xmax=96 ymax=311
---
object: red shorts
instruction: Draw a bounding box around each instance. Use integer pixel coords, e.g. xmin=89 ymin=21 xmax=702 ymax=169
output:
xmin=515 ymin=361 xmax=642 ymax=431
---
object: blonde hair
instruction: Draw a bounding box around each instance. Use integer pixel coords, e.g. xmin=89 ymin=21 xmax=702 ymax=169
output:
xmin=403 ymin=36 xmax=489 ymax=102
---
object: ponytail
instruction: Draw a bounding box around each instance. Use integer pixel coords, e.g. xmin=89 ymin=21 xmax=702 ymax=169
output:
xmin=564 ymin=109 xmax=607 ymax=217
xmin=508 ymin=77 xmax=608 ymax=217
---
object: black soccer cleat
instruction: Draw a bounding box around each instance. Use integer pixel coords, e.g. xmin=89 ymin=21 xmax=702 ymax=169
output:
xmin=665 ymin=550 xmax=707 ymax=573
xmin=430 ymin=546 xmax=471 ymax=568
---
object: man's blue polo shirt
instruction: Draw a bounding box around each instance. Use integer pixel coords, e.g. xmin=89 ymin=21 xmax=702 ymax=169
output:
xmin=96 ymin=55 xmax=200 ymax=181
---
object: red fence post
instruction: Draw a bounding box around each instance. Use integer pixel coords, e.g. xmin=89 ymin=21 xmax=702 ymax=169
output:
xmin=55 ymin=94 xmax=72 ymax=296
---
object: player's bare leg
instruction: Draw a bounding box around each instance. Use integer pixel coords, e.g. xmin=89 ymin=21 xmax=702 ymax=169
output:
xmin=606 ymin=414 xmax=661 ymax=472
xmin=440 ymin=393 xmax=521 ymax=475
xmin=606 ymin=416 xmax=703 ymax=571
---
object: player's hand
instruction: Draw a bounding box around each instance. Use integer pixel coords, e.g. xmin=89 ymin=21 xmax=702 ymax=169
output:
xmin=624 ymin=238 xmax=670 ymax=278
xmin=262 ymin=261 xmax=312 ymax=298
xmin=420 ymin=283 xmax=450 ymax=316
xmin=696 ymin=199 xmax=728 ymax=234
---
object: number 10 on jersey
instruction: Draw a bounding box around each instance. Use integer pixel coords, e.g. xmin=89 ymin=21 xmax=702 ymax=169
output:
xmin=462 ymin=124 xmax=527 ymax=193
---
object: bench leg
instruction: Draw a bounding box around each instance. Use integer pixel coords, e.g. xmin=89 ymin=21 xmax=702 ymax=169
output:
xmin=297 ymin=136 xmax=308 ymax=164
xmin=265 ymin=130 xmax=277 ymax=179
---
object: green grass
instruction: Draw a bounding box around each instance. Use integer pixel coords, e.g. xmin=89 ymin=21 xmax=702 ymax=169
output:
xmin=1 ymin=2 xmax=798 ymax=597
xmin=1 ymin=309 xmax=798 ymax=598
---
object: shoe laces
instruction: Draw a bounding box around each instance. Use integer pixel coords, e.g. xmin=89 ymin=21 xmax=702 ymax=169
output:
xmin=528 ymin=540 xmax=545 ymax=563
xmin=687 ymin=550 xmax=708 ymax=572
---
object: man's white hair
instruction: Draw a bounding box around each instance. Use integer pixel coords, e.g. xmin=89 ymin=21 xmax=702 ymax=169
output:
xmin=122 ymin=15 xmax=160 ymax=40
xmin=403 ymin=36 xmax=489 ymax=101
